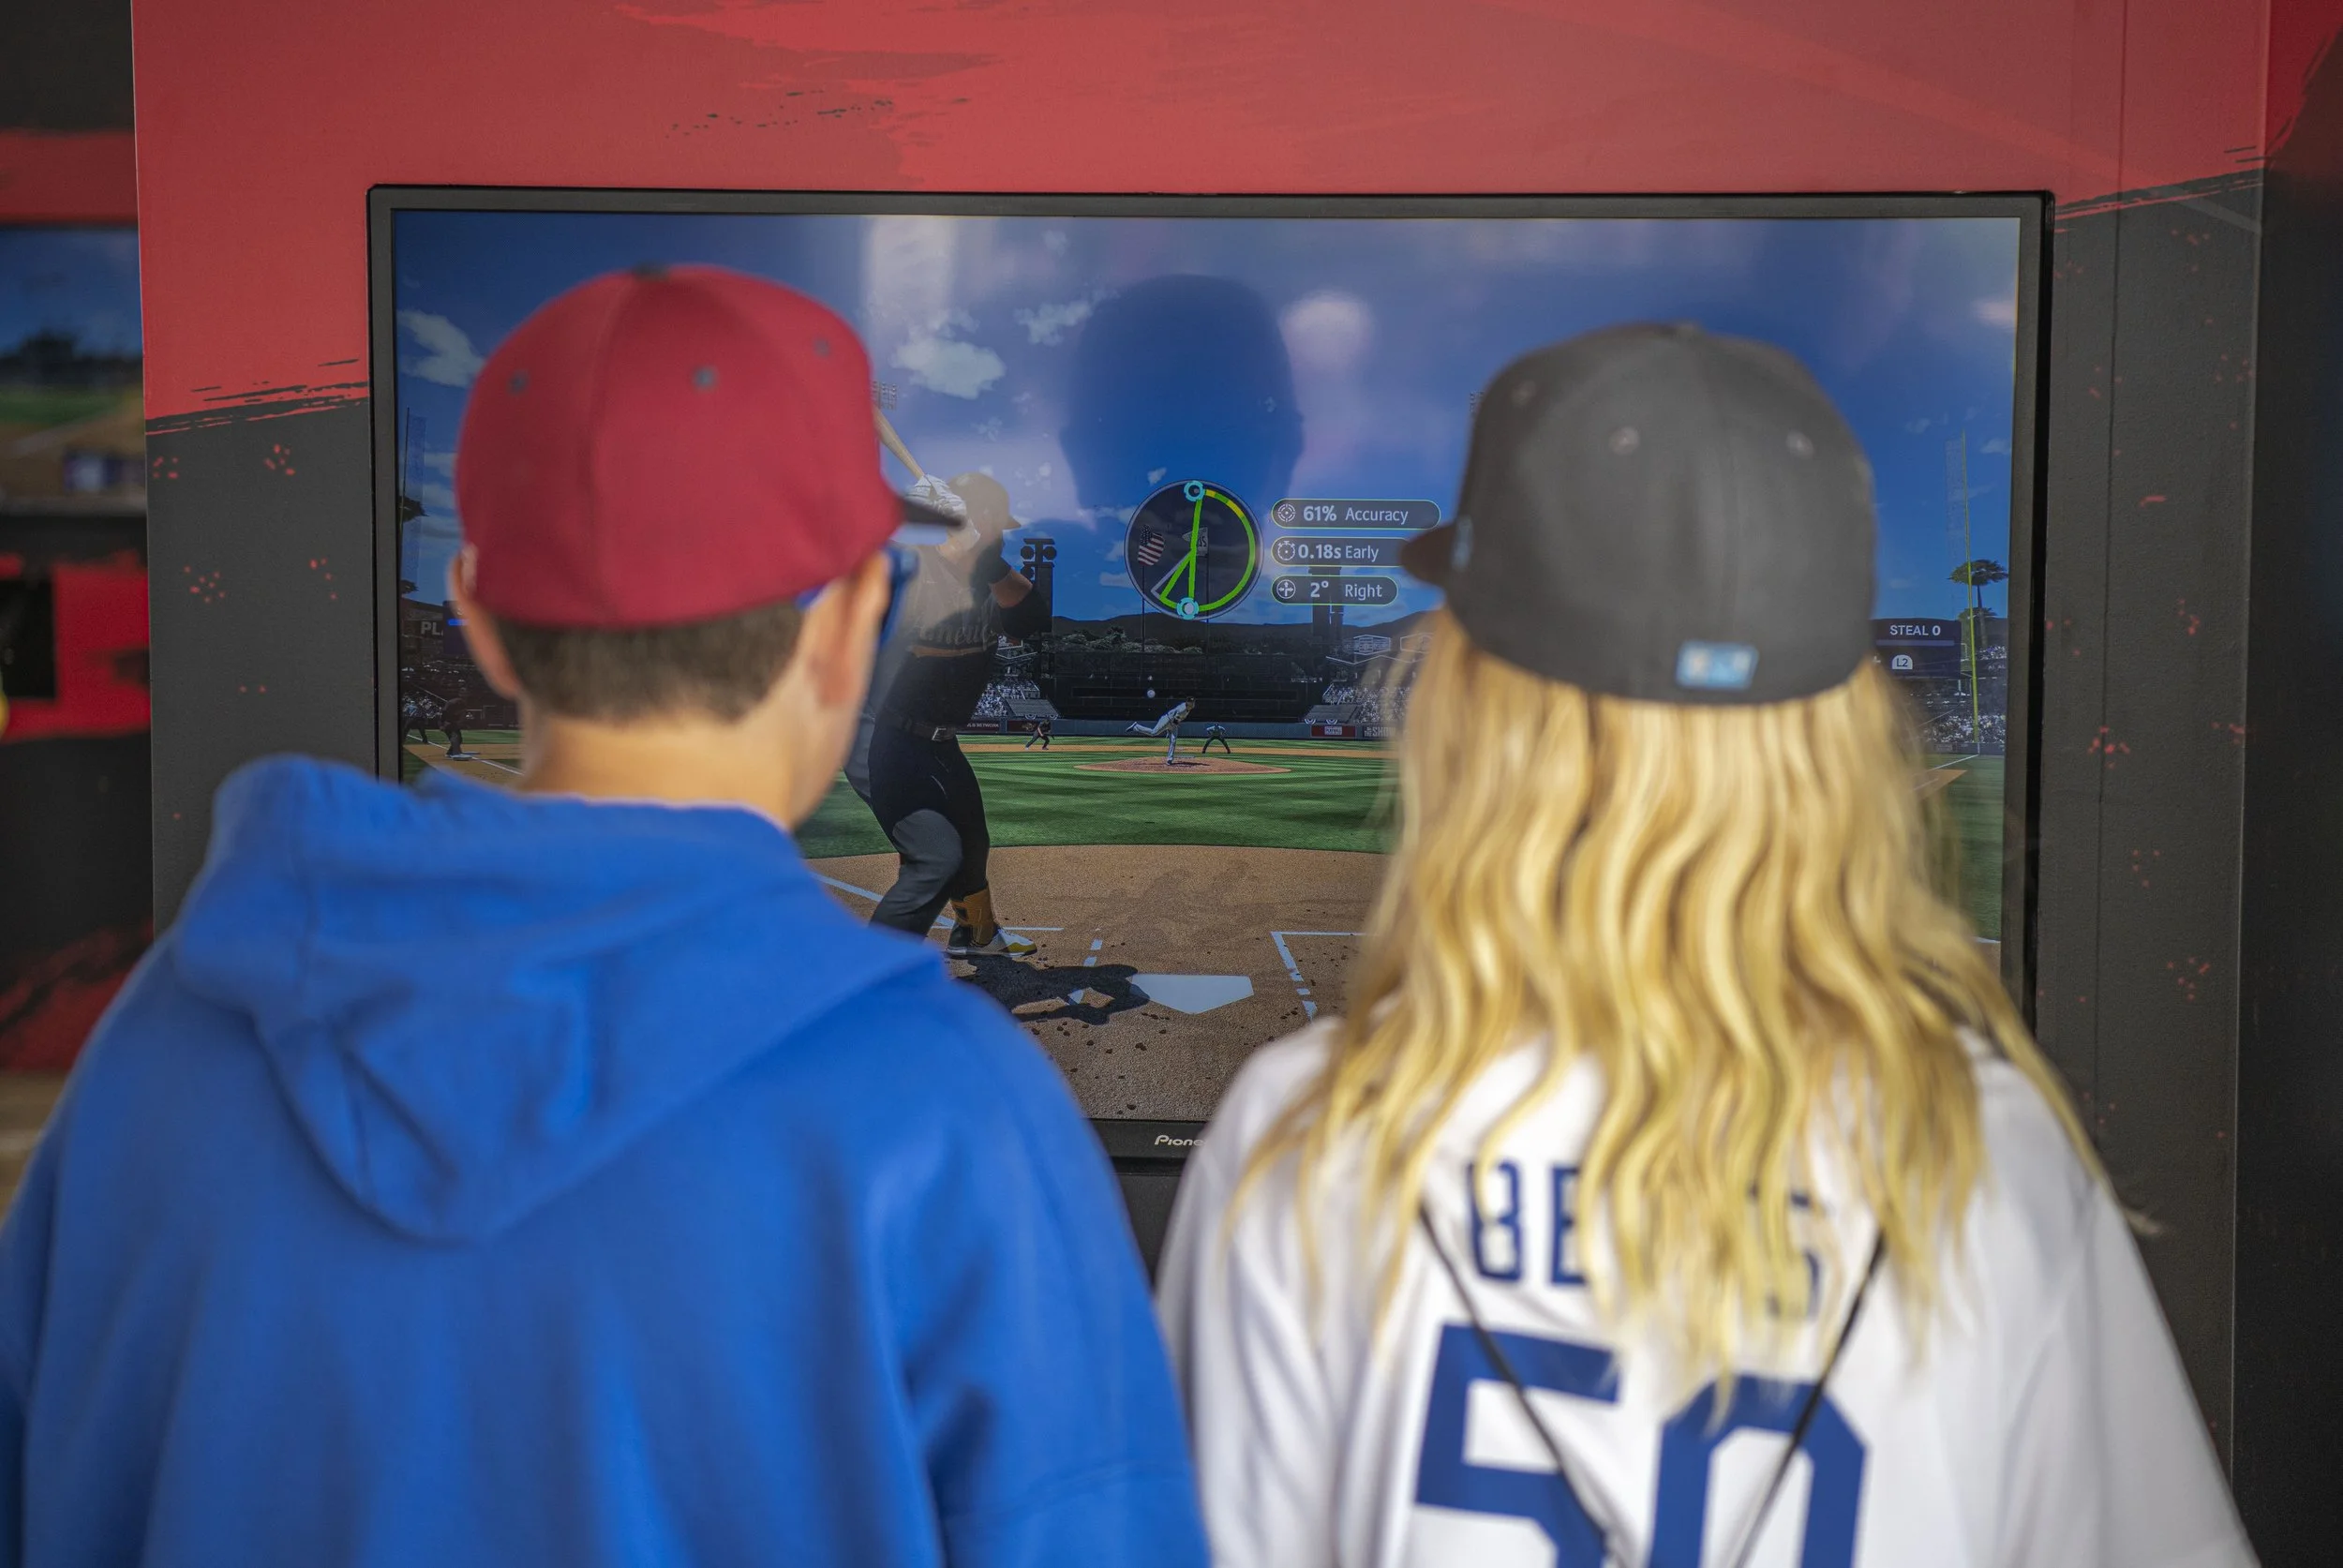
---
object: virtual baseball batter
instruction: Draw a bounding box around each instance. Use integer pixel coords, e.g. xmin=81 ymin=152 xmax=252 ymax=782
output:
xmin=849 ymin=470 xmax=1046 ymax=956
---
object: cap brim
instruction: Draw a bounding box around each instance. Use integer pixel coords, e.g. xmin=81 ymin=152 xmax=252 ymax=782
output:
xmin=1400 ymin=523 xmax=1456 ymax=586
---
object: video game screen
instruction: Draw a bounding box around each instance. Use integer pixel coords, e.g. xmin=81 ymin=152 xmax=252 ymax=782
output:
xmin=1 ymin=225 xmax=143 ymax=515
xmin=383 ymin=200 xmax=2032 ymax=1125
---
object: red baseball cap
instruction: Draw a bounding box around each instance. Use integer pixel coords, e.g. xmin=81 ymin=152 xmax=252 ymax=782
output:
xmin=455 ymin=264 xmax=905 ymax=628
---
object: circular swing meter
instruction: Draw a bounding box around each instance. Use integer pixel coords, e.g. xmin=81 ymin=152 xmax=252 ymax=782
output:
xmin=1124 ymin=479 xmax=1261 ymax=620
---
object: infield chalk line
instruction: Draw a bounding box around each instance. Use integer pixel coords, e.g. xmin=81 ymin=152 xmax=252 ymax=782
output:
xmin=1271 ymin=930 xmax=1363 ymax=1022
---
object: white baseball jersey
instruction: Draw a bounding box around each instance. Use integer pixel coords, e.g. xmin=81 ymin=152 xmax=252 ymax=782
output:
xmin=1157 ymin=1023 xmax=2255 ymax=1568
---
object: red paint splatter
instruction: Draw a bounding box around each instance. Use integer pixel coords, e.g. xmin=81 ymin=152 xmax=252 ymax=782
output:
xmin=0 ymin=921 xmax=152 ymax=1070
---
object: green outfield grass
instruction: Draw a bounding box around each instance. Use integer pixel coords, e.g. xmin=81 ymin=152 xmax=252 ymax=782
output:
xmin=798 ymin=736 xmax=1396 ymax=859
xmin=0 ymin=386 xmax=134 ymax=427
xmin=1926 ymin=753 xmax=2006 ymax=941
xmin=413 ymin=725 xmax=2006 ymax=940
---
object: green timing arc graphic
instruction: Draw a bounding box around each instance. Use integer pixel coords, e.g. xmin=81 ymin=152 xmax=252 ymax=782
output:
xmin=1134 ymin=480 xmax=1260 ymax=618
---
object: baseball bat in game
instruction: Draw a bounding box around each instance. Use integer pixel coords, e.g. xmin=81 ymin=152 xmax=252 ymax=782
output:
xmin=874 ymin=407 xmax=926 ymax=480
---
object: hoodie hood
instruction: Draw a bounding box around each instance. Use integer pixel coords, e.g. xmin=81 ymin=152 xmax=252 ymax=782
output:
xmin=173 ymin=756 xmax=933 ymax=1243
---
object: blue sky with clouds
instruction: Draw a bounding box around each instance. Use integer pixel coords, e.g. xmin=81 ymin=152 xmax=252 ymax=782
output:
xmin=393 ymin=209 xmax=2022 ymax=623
xmin=0 ymin=226 xmax=142 ymax=359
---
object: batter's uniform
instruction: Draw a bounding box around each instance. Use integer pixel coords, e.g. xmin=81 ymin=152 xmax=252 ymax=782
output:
xmin=399 ymin=692 xmax=440 ymax=747
xmin=853 ymin=541 xmax=1045 ymax=936
xmin=1159 ymin=1023 xmax=2256 ymax=1568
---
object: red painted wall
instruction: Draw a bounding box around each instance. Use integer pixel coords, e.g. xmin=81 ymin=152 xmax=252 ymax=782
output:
xmin=131 ymin=0 xmax=2314 ymax=423
xmin=0 ymin=132 xmax=138 ymax=223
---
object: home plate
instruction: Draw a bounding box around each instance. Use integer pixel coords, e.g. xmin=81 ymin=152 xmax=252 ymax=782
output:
xmin=1130 ymin=975 xmax=1255 ymax=1014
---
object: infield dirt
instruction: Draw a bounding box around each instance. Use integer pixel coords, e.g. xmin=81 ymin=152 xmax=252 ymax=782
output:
xmin=809 ymin=844 xmax=1382 ymax=1120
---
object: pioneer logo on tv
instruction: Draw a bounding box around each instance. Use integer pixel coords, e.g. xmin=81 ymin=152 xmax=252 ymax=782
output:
xmin=1152 ymin=1133 xmax=1200 ymax=1149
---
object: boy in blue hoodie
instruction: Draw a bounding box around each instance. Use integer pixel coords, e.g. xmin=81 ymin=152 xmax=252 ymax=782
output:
xmin=0 ymin=267 xmax=1209 ymax=1568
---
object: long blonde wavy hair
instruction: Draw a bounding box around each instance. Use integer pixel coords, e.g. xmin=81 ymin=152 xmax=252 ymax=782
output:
xmin=1243 ymin=609 xmax=2097 ymax=1376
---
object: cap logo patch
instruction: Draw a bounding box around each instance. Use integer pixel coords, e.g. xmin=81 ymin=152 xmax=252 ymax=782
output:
xmin=507 ymin=370 xmax=530 ymax=394
xmin=1510 ymin=379 xmax=1538 ymax=408
xmin=1609 ymin=426 xmax=1640 ymax=455
xmin=693 ymin=365 xmax=718 ymax=389
xmin=1676 ymin=640 xmax=1758 ymax=692
xmin=1786 ymin=430 xmax=1814 ymax=457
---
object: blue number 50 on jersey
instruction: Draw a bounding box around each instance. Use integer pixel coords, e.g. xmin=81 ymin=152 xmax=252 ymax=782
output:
xmin=1414 ymin=1323 xmax=1868 ymax=1567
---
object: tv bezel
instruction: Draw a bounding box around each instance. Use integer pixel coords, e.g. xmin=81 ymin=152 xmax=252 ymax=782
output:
xmin=366 ymin=187 xmax=2048 ymax=1159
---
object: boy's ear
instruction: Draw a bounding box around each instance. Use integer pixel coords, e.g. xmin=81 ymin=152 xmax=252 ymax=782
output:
xmin=446 ymin=546 xmax=525 ymax=703
xmin=798 ymin=552 xmax=893 ymax=709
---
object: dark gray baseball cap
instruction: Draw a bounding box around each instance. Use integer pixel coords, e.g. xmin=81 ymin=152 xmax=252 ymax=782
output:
xmin=1401 ymin=323 xmax=1876 ymax=705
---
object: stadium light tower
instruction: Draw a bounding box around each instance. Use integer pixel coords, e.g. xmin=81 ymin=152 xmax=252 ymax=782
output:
xmin=1945 ymin=432 xmax=1981 ymax=744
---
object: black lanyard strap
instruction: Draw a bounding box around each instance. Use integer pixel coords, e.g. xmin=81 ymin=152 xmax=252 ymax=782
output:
xmin=1718 ymin=1232 xmax=1886 ymax=1568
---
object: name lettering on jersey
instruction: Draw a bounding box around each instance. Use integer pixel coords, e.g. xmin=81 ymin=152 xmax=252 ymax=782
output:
xmin=1468 ymin=1160 xmax=1824 ymax=1317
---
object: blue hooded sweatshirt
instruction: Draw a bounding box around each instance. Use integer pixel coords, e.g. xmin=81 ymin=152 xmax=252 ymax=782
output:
xmin=0 ymin=758 xmax=1208 ymax=1568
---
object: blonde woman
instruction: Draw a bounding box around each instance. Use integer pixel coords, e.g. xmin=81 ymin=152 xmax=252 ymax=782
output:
xmin=1157 ymin=325 xmax=2251 ymax=1568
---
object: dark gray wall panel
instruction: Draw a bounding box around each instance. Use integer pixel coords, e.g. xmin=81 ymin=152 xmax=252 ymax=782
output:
xmin=147 ymin=401 xmax=375 ymax=915
xmin=2036 ymin=180 xmax=2260 ymax=1459
xmin=0 ymin=0 xmax=133 ymax=131
xmin=2237 ymin=38 xmax=2343 ymax=1561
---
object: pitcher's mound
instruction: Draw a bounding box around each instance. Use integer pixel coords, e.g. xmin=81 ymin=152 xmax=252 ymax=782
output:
xmin=1078 ymin=755 xmax=1291 ymax=776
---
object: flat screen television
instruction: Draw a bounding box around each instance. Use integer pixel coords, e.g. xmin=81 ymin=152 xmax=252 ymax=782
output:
xmin=1 ymin=221 xmax=145 ymax=739
xmin=0 ymin=223 xmax=143 ymax=518
xmin=370 ymin=190 xmax=2042 ymax=1170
